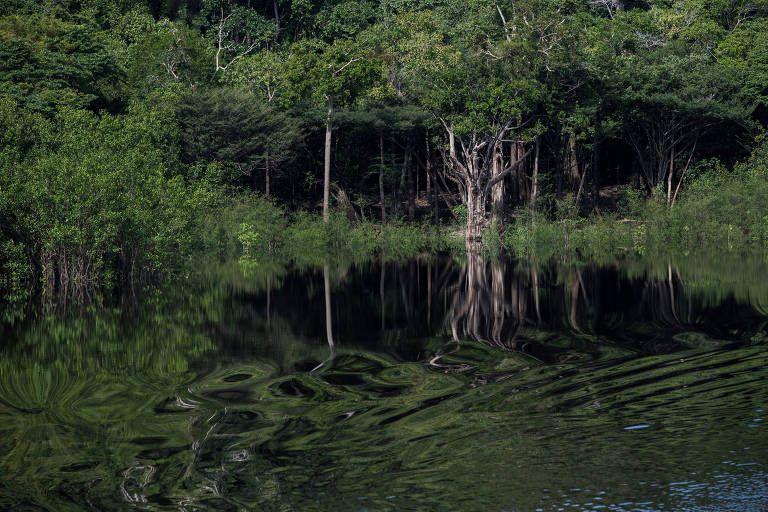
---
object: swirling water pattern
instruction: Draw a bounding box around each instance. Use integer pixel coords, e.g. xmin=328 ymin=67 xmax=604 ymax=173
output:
xmin=1 ymin=255 xmax=767 ymax=511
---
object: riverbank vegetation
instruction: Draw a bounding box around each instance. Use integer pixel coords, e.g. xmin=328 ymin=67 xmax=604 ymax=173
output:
xmin=2 ymin=0 xmax=768 ymax=314
xmin=504 ymin=135 xmax=768 ymax=260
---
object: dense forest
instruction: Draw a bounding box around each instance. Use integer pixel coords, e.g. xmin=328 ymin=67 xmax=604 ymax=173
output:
xmin=2 ymin=0 xmax=768 ymax=306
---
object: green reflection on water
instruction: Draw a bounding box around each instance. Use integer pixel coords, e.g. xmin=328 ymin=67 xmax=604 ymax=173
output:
xmin=1 ymin=252 xmax=768 ymax=511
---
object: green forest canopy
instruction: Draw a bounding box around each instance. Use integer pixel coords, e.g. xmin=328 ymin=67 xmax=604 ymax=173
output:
xmin=2 ymin=0 xmax=768 ymax=303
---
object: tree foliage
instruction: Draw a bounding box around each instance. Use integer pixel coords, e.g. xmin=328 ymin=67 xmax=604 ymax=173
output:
xmin=1 ymin=0 xmax=768 ymax=296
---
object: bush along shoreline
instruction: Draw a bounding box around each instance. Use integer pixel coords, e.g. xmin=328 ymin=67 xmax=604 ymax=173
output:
xmin=498 ymin=136 xmax=768 ymax=263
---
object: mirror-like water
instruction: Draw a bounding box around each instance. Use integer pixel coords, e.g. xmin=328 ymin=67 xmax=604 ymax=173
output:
xmin=1 ymin=254 xmax=768 ymax=511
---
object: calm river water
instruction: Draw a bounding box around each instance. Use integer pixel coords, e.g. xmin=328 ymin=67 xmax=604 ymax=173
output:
xmin=1 ymin=253 xmax=768 ymax=511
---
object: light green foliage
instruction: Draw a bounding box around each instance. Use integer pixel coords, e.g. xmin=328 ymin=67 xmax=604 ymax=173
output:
xmin=452 ymin=204 xmax=468 ymax=223
xmin=716 ymin=19 xmax=768 ymax=106
xmin=204 ymin=191 xmax=459 ymax=273
xmin=0 ymin=97 xmax=218 ymax=294
xmin=315 ymin=1 xmax=377 ymax=39
xmin=390 ymin=8 xmax=543 ymax=137
xmin=231 ymin=194 xmax=289 ymax=256
xmin=222 ymin=49 xmax=287 ymax=103
xmin=216 ymin=193 xmax=458 ymax=271
xmin=0 ymin=14 xmax=123 ymax=113
xmin=503 ymin=136 xmax=768 ymax=261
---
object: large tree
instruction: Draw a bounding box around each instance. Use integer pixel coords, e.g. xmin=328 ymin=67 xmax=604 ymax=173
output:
xmin=177 ymin=87 xmax=300 ymax=190
xmin=392 ymin=8 xmax=550 ymax=246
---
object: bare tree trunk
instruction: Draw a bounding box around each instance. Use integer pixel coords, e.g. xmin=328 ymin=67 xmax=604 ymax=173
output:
xmin=556 ymin=146 xmax=563 ymax=198
xmin=666 ymin=146 xmax=674 ymax=207
xmin=406 ymin=140 xmax=415 ymax=221
xmin=425 ymin=129 xmax=431 ymax=200
xmin=510 ymin=140 xmax=519 ymax=207
xmin=491 ymin=144 xmax=505 ymax=226
xmin=323 ymin=96 xmax=334 ymax=222
xmin=397 ymin=137 xmax=415 ymax=221
xmin=514 ymin=141 xmax=530 ymax=205
xmin=592 ymin=111 xmax=601 ymax=211
xmin=575 ymin=162 xmax=588 ymax=207
xmin=466 ymin=183 xmax=487 ymax=249
xmin=672 ymin=136 xmax=698 ymax=207
xmin=415 ymin=155 xmax=420 ymax=203
xmin=530 ymin=137 xmax=540 ymax=213
xmin=379 ymin=129 xmax=386 ymax=224
xmin=560 ymin=132 xmax=576 ymax=197
xmin=392 ymin=133 xmax=401 ymax=218
xmin=568 ymin=133 xmax=579 ymax=187
xmin=265 ymin=149 xmax=270 ymax=196
xmin=432 ymin=170 xmax=440 ymax=225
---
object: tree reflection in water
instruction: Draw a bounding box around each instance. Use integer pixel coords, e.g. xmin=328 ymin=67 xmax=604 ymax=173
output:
xmin=2 ymin=251 xmax=768 ymax=510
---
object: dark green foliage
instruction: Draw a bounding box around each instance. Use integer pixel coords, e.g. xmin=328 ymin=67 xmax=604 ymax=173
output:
xmin=111 ymin=12 xmax=210 ymax=97
xmin=178 ymin=87 xmax=302 ymax=187
xmin=0 ymin=95 xmax=219 ymax=298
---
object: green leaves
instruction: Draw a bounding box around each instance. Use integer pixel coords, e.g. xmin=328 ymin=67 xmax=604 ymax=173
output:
xmin=0 ymin=14 xmax=122 ymax=113
xmin=178 ymin=87 xmax=302 ymax=187
xmin=285 ymin=37 xmax=380 ymax=106
xmin=0 ymin=98 xmax=216 ymax=291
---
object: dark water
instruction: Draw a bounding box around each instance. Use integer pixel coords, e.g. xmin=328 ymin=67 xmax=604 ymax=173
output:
xmin=2 ymin=253 xmax=768 ymax=511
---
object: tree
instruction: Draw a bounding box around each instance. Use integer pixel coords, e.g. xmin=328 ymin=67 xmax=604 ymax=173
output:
xmin=201 ymin=0 xmax=275 ymax=78
xmin=0 ymin=15 xmax=123 ymax=113
xmin=223 ymin=49 xmax=293 ymax=195
xmin=0 ymin=91 xmax=213 ymax=294
xmin=178 ymin=87 xmax=300 ymax=191
xmin=286 ymin=38 xmax=378 ymax=221
xmin=122 ymin=16 xmax=210 ymax=95
xmin=392 ymin=9 xmax=545 ymax=246
xmin=617 ymin=43 xmax=752 ymax=204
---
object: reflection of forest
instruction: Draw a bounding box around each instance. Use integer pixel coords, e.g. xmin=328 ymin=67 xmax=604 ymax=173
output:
xmin=359 ymin=253 xmax=768 ymax=357
xmin=1 ymin=253 xmax=768 ymax=510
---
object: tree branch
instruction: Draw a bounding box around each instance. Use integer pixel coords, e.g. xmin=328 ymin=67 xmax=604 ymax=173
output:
xmin=332 ymin=57 xmax=362 ymax=76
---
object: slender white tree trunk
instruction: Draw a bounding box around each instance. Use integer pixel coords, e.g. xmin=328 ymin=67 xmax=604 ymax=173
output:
xmin=379 ymin=129 xmax=386 ymax=224
xmin=323 ymin=96 xmax=334 ymax=222
xmin=265 ymin=149 xmax=270 ymax=196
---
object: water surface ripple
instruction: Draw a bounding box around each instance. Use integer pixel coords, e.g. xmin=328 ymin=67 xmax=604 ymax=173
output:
xmin=1 ymin=255 xmax=767 ymax=511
